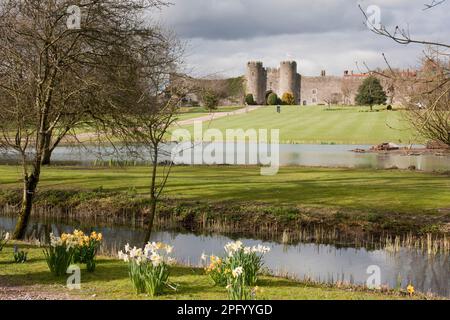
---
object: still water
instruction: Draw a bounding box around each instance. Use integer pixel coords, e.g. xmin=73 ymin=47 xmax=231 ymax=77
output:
xmin=1 ymin=215 xmax=448 ymax=297
xmin=1 ymin=143 xmax=449 ymax=171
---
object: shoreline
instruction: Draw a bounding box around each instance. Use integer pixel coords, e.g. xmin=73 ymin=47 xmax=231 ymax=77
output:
xmin=1 ymin=190 xmax=449 ymax=250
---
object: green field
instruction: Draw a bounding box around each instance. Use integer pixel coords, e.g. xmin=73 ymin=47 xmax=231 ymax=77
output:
xmin=1 ymin=165 xmax=449 ymax=215
xmin=175 ymin=106 xmax=244 ymax=121
xmin=181 ymin=105 xmax=418 ymax=144
xmin=0 ymin=243 xmax=421 ymax=300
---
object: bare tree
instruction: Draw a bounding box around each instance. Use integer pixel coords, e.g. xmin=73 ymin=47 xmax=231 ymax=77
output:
xmin=105 ymin=78 xmax=188 ymax=245
xmin=360 ymin=1 xmax=450 ymax=146
xmin=360 ymin=1 xmax=449 ymax=49
xmin=88 ymin=23 xmax=187 ymax=245
xmin=323 ymin=92 xmax=342 ymax=107
xmin=401 ymin=53 xmax=450 ymax=145
xmin=0 ymin=0 xmax=171 ymax=239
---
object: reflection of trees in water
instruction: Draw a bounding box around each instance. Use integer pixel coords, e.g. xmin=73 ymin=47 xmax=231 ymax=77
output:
xmin=388 ymin=249 xmax=449 ymax=296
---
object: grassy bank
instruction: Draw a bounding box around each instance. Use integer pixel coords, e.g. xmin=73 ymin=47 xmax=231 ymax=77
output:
xmin=180 ymin=105 xmax=417 ymax=144
xmin=0 ymin=243 xmax=428 ymax=300
xmin=1 ymin=165 xmax=449 ymax=239
xmin=1 ymin=165 xmax=449 ymax=214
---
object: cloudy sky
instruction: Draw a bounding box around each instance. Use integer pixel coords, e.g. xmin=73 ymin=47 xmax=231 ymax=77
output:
xmin=153 ymin=0 xmax=449 ymax=77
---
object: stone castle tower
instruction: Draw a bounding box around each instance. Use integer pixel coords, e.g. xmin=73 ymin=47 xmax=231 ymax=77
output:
xmin=245 ymin=61 xmax=266 ymax=105
xmin=246 ymin=61 xmax=301 ymax=104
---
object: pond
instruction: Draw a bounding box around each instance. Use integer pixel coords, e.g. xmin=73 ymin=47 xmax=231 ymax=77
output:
xmin=1 ymin=215 xmax=448 ymax=297
xmin=1 ymin=143 xmax=450 ymax=172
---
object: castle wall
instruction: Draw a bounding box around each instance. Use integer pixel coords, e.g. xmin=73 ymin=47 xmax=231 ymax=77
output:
xmin=300 ymin=76 xmax=366 ymax=105
xmin=266 ymin=68 xmax=279 ymax=95
xmin=245 ymin=60 xmax=399 ymax=106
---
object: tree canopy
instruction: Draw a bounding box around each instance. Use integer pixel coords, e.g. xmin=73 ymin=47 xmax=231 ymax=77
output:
xmin=355 ymin=76 xmax=387 ymax=108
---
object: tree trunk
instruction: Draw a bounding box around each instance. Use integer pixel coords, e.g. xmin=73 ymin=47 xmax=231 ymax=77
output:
xmin=41 ymin=148 xmax=52 ymax=166
xmin=143 ymin=146 xmax=159 ymax=245
xmin=13 ymin=175 xmax=39 ymax=240
xmin=41 ymin=131 xmax=53 ymax=166
xmin=143 ymin=195 xmax=157 ymax=244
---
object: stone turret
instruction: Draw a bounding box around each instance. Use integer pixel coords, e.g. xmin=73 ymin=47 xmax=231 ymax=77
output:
xmin=246 ymin=61 xmax=266 ymax=105
xmin=279 ymin=61 xmax=300 ymax=104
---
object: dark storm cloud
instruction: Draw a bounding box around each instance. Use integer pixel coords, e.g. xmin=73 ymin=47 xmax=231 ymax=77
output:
xmin=153 ymin=0 xmax=450 ymax=77
xmin=161 ymin=0 xmax=382 ymax=40
xmin=159 ymin=0 xmax=448 ymax=40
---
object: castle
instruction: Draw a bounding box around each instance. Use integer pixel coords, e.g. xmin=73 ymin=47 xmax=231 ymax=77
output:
xmin=174 ymin=59 xmax=411 ymax=107
xmin=246 ymin=61 xmax=302 ymax=105
xmin=245 ymin=60 xmax=393 ymax=106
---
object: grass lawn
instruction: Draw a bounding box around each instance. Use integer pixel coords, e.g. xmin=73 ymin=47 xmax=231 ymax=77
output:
xmin=1 ymin=165 xmax=449 ymax=215
xmin=0 ymin=243 xmax=419 ymax=300
xmin=175 ymin=106 xmax=245 ymax=121
xmin=181 ymin=105 xmax=418 ymax=144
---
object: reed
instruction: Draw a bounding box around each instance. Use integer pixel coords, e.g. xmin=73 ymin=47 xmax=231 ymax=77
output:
xmin=1 ymin=200 xmax=449 ymax=256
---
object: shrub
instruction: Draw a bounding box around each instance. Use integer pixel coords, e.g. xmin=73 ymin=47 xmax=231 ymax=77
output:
xmin=119 ymin=242 xmax=176 ymax=296
xmin=281 ymin=92 xmax=295 ymax=105
xmin=387 ymin=105 xmax=393 ymax=110
xmin=245 ymin=94 xmax=256 ymax=105
xmin=201 ymin=90 xmax=219 ymax=111
xmin=43 ymin=233 xmax=76 ymax=276
xmin=267 ymin=93 xmax=278 ymax=105
xmin=72 ymin=230 xmax=103 ymax=272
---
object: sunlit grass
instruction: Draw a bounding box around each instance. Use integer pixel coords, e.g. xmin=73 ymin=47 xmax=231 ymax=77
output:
xmin=1 ymin=165 xmax=449 ymax=215
xmin=180 ymin=105 xmax=417 ymax=144
xmin=0 ymin=243 xmax=418 ymax=300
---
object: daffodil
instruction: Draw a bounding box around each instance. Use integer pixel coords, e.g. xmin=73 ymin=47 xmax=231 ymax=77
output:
xmin=407 ymin=284 xmax=415 ymax=296
xmin=232 ymin=266 xmax=243 ymax=278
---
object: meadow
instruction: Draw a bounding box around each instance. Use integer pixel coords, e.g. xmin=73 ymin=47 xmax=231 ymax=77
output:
xmin=180 ymin=105 xmax=418 ymax=145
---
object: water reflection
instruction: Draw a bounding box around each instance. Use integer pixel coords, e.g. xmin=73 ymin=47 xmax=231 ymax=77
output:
xmin=1 ymin=215 xmax=448 ymax=297
xmin=1 ymin=143 xmax=449 ymax=172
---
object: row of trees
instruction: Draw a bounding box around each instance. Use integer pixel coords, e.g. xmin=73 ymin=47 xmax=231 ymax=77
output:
xmin=0 ymin=0 xmax=185 ymax=242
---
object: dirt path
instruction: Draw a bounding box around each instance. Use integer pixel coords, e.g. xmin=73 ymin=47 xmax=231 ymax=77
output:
xmin=69 ymin=106 xmax=262 ymax=142
xmin=175 ymin=105 xmax=262 ymax=126
xmin=0 ymin=279 xmax=78 ymax=300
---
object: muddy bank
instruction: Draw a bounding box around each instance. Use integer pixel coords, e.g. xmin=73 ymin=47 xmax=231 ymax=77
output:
xmin=1 ymin=189 xmax=449 ymax=249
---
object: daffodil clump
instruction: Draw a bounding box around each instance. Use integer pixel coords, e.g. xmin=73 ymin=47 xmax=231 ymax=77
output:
xmin=72 ymin=230 xmax=103 ymax=272
xmin=43 ymin=233 xmax=78 ymax=276
xmin=202 ymin=254 xmax=230 ymax=287
xmin=43 ymin=230 xmax=103 ymax=276
xmin=224 ymin=266 xmax=261 ymax=300
xmin=202 ymin=241 xmax=270 ymax=300
xmin=0 ymin=231 xmax=10 ymax=252
xmin=118 ymin=242 xmax=176 ymax=296
xmin=225 ymin=241 xmax=270 ymax=286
